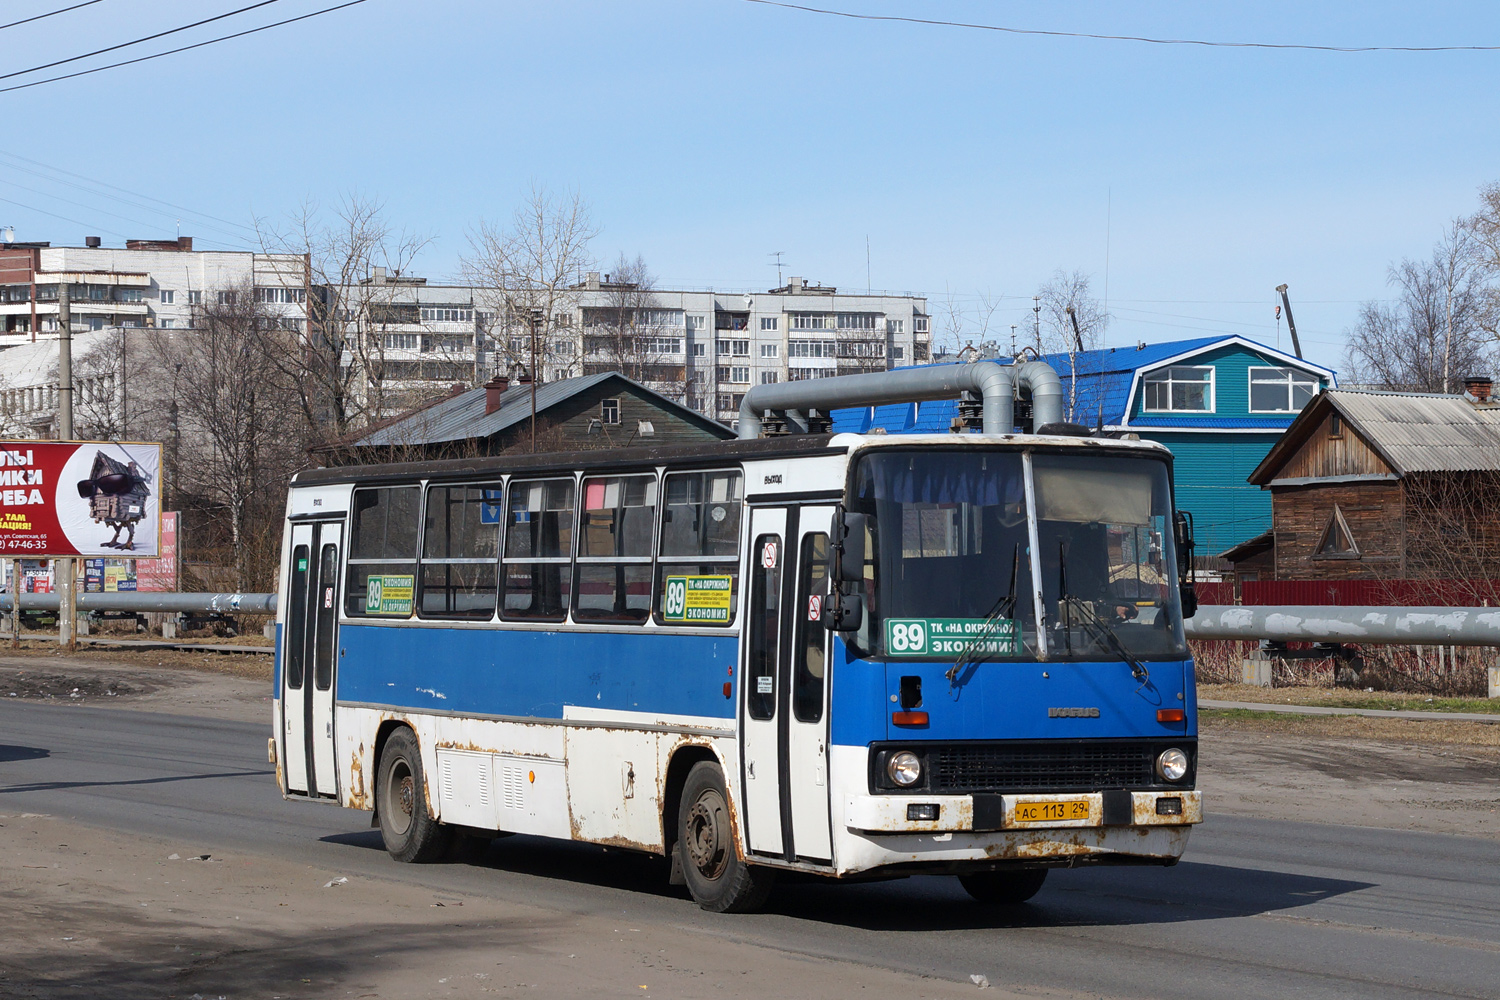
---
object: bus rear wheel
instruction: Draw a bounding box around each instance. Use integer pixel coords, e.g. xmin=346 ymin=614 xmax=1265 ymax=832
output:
xmin=377 ymin=728 xmax=452 ymax=863
xmin=677 ymin=761 xmax=774 ymax=913
xmin=958 ymin=868 xmax=1048 ymax=904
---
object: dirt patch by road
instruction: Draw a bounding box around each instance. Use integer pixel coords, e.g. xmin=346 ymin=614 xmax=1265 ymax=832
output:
xmin=0 ymin=647 xmax=269 ymax=723
xmin=0 ymin=814 xmax=1055 ymax=1000
xmin=1201 ymin=682 xmax=1500 ymax=716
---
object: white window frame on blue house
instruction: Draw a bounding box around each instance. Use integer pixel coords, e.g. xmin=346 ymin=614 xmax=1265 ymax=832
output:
xmin=1247 ymin=366 xmax=1321 ymax=413
xmin=1142 ymin=365 xmax=1216 ymax=413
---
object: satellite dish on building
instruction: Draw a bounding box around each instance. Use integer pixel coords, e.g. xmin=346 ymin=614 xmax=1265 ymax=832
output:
xmin=1 ymin=226 xmax=14 ymax=243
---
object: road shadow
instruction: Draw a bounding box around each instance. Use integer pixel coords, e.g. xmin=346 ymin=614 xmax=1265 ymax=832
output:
xmin=0 ymin=768 xmax=271 ymax=795
xmin=316 ymin=828 xmax=1369 ymax=929
xmin=0 ymin=743 xmax=49 ymax=762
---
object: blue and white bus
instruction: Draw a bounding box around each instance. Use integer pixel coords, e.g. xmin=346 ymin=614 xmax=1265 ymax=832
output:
xmin=272 ymin=379 xmax=1202 ymax=912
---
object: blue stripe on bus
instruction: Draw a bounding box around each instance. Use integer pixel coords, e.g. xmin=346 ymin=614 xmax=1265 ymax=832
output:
xmin=829 ymin=641 xmax=1194 ymax=744
xmin=336 ymin=623 xmax=740 ymax=720
xmin=272 ymin=622 xmax=282 ymax=699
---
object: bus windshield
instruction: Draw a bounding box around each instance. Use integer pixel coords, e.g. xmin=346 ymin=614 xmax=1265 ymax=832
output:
xmin=850 ymin=448 xmax=1187 ymax=662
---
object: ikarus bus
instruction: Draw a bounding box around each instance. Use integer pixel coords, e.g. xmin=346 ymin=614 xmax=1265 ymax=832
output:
xmin=270 ymin=362 xmax=1202 ymax=912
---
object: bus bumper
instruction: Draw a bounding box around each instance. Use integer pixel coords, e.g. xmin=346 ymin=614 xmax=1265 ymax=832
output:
xmin=834 ymin=790 xmax=1201 ymax=877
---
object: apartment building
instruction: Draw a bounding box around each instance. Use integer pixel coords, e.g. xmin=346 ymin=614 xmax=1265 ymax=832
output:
xmin=0 ymin=236 xmax=929 ymax=426
xmin=0 ymin=236 xmax=308 ymax=343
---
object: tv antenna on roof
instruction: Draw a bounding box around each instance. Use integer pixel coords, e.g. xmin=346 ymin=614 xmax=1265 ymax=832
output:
xmin=769 ymin=251 xmax=785 ymax=286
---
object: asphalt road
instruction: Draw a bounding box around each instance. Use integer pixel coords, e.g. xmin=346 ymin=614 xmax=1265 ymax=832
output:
xmin=3 ymin=701 xmax=1498 ymax=1000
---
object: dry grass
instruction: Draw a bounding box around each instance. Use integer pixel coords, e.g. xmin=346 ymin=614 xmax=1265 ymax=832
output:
xmin=0 ymin=638 xmax=272 ymax=681
xmin=1200 ymin=682 xmax=1500 ymax=715
xmin=1201 ymin=708 xmax=1500 ymax=748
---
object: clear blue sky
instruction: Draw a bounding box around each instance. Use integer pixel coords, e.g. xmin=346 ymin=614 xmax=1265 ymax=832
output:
xmin=4 ymin=1 xmax=1499 ymax=373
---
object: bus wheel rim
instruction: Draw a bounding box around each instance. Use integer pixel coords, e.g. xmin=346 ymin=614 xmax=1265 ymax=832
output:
xmin=389 ymin=759 xmax=415 ymax=835
xmin=686 ymin=789 xmax=729 ymax=880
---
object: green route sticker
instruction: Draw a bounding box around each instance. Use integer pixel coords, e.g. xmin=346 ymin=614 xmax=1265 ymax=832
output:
xmin=884 ymin=617 xmax=1019 ymax=656
xmin=662 ymin=574 xmax=733 ymax=623
xmin=365 ymin=574 xmax=414 ymax=616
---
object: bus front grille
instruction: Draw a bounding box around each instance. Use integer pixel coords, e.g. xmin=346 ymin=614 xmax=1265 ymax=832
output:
xmin=910 ymin=740 xmax=1193 ymax=794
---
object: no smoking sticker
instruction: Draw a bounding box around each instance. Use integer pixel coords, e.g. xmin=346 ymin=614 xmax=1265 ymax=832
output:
xmin=807 ymin=594 xmax=822 ymax=621
xmin=761 ymin=540 xmax=778 ymax=569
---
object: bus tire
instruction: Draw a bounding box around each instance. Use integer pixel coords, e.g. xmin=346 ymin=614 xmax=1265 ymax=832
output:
xmin=377 ymin=728 xmax=451 ymax=864
xmin=677 ymin=761 xmax=774 ymax=913
xmin=958 ymin=868 xmax=1047 ymax=904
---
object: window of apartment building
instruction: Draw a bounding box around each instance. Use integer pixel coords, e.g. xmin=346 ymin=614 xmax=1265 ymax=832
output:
xmin=892 ymin=346 xmax=905 ymax=360
xmin=687 ymin=314 xmax=706 ymax=331
xmin=255 ymin=287 xmax=307 ymax=305
xmin=731 ymin=366 xmax=750 ymax=383
xmin=158 ymin=319 xmax=175 ymax=329
xmin=421 ymin=307 xmax=474 ymax=323
xmin=188 ymin=290 xmax=202 ymax=305
xmin=1 ymin=286 xmax=26 ymax=304
xmin=216 ymin=291 xmax=237 ymax=305
xmin=836 ymin=313 xmax=878 ymax=330
xmin=638 ymin=309 xmax=685 ymax=327
xmin=760 ymin=371 xmax=778 ymax=384
xmin=717 ymin=366 xmax=731 ymax=383
xmin=887 ymin=319 xmax=904 ymax=335
xmin=789 ymin=368 xmax=834 ymax=381
xmin=914 ymin=316 xmax=929 ymax=334
xmin=760 ymin=317 xmax=778 ymax=331
xmin=914 ymin=343 xmax=929 ymax=361
xmin=117 ymin=288 xmax=143 ymax=303
xmin=788 ymin=339 xmax=835 ymax=358
xmin=716 ymin=339 xmax=749 ymax=356
xmin=601 ymin=398 xmax=621 ymax=424
xmin=641 ymin=337 xmax=683 ymax=355
xmin=384 ymin=333 xmax=419 ymax=351
xmin=1143 ymin=366 xmax=1214 ymax=412
xmin=423 ymin=334 xmax=471 ymax=353
xmin=158 ymin=289 xmax=175 ymax=304
xmin=760 ymin=344 xmax=779 ymax=358
xmin=691 ymin=343 xmax=706 ymax=357
xmin=790 ymin=312 xmax=830 ymax=330
xmin=87 ymin=317 xmax=105 ymax=331
xmin=840 ymin=340 xmax=884 ymax=358
xmin=554 ymin=312 xmax=572 ymax=327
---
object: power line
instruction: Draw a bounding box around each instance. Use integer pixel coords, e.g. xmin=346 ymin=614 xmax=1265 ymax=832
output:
xmin=1 ymin=0 xmax=108 ymax=33
xmin=0 ymin=0 xmax=285 ymax=82
xmin=0 ymin=0 xmax=372 ymax=94
xmin=741 ymin=0 xmax=1500 ymax=53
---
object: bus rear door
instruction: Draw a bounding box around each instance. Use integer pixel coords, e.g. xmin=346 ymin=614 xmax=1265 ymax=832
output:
xmin=281 ymin=521 xmax=342 ymax=798
xmin=741 ymin=505 xmax=834 ymax=865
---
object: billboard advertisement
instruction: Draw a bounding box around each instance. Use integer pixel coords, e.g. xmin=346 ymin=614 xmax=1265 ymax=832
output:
xmin=0 ymin=442 xmax=162 ymax=558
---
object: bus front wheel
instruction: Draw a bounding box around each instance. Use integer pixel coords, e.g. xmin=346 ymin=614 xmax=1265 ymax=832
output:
xmin=377 ymin=727 xmax=452 ymax=863
xmin=958 ymin=868 xmax=1048 ymax=904
xmin=677 ymin=761 xmax=774 ymax=913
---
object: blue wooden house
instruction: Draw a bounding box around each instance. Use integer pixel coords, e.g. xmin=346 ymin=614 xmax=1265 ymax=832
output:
xmin=832 ymin=335 xmax=1336 ymax=556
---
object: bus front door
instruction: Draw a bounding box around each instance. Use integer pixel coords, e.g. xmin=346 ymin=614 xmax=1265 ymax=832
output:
xmin=281 ymin=521 xmax=342 ymax=799
xmin=741 ymin=505 xmax=835 ymax=865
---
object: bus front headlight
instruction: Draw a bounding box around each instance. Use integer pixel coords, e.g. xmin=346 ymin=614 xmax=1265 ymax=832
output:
xmin=1156 ymin=747 xmax=1189 ymax=782
xmin=887 ymin=751 xmax=923 ymax=787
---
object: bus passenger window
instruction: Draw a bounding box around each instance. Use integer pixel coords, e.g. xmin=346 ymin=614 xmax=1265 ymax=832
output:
xmin=419 ymin=484 xmax=500 ymax=620
xmin=747 ymin=533 xmax=781 ymax=720
xmin=655 ymin=470 xmax=743 ymax=627
xmin=501 ymin=479 xmax=575 ymax=622
xmin=792 ymin=533 xmax=828 ymax=722
xmin=575 ymin=474 xmax=657 ymax=624
xmin=345 ymin=486 xmax=421 ymax=617
xmin=313 ymin=543 xmax=338 ymax=690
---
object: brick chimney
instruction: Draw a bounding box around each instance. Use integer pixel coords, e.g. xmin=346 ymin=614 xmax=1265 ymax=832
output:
xmin=1463 ymin=376 xmax=1493 ymax=404
xmin=483 ymin=374 xmax=510 ymax=414
xmin=517 ymin=371 xmax=534 ymax=386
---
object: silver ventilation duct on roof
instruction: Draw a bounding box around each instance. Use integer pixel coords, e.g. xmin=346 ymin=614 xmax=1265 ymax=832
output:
xmin=736 ymin=361 xmax=1066 ymax=439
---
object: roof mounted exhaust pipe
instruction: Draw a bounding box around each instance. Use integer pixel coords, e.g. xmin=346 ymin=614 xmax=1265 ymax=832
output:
xmin=736 ymin=361 xmax=1065 ymax=439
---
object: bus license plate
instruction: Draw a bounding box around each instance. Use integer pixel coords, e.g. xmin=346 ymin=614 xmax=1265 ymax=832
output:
xmin=1013 ymin=799 xmax=1090 ymax=824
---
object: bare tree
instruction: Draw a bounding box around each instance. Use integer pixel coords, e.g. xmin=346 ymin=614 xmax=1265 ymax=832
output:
xmin=936 ymin=287 xmax=1005 ymax=358
xmin=580 ymin=254 xmax=684 ymax=398
xmin=1345 ymin=232 xmax=1492 ymax=392
xmin=1036 ymin=270 xmax=1109 ymax=422
xmin=462 ymin=186 xmax=598 ymax=395
xmin=256 ymin=195 xmax=433 ymax=443
xmin=147 ymin=287 xmax=304 ymax=590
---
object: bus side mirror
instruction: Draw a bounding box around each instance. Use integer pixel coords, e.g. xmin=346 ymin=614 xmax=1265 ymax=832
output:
xmin=835 ymin=511 xmax=866 ymax=585
xmin=822 ymin=592 xmax=863 ymax=632
xmin=1174 ymin=510 xmax=1198 ymax=618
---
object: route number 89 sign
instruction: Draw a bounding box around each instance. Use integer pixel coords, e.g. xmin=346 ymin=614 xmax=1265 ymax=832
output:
xmin=884 ymin=617 xmax=1020 ymax=657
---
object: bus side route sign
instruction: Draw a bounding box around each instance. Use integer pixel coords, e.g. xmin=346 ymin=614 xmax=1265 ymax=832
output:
xmin=365 ymin=575 xmax=414 ymax=616
xmin=662 ymin=575 xmax=733 ymax=624
xmin=885 ymin=618 xmax=1019 ymax=656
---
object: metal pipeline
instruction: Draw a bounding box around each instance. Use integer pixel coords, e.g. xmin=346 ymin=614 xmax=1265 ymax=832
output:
xmin=736 ymin=361 xmax=1065 ymax=439
xmin=1185 ymin=605 xmax=1500 ymax=646
xmin=0 ymin=592 xmax=278 ymax=614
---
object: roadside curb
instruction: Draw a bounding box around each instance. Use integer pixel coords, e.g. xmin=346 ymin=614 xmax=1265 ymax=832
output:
xmin=1200 ymin=698 xmax=1500 ymax=724
xmin=78 ymin=637 xmax=271 ymax=655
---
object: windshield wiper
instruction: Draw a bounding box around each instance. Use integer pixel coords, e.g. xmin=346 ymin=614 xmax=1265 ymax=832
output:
xmin=1056 ymin=541 xmax=1149 ymax=684
xmin=946 ymin=543 xmax=1019 ymax=684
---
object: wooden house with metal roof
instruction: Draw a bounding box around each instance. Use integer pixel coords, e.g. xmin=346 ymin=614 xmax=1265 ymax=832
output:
xmin=1233 ymin=380 xmax=1500 ymax=583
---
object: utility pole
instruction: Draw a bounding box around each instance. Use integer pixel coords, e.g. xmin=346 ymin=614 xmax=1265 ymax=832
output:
xmin=1032 ymin=296 xmax=1041 ymax=353
xmin=57 ymin=282 xmax=75 ymax=652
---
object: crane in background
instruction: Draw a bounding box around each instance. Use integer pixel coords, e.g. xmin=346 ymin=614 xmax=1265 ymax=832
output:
xmin=1274 ymin=283 xmax=1304 ymax=359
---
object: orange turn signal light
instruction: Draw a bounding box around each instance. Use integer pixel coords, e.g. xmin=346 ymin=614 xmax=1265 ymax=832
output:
xmin=892 ymin=711 xmax=929 ymax=726
xmin=1157 ymin=708 xmax=1185 ymax=723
